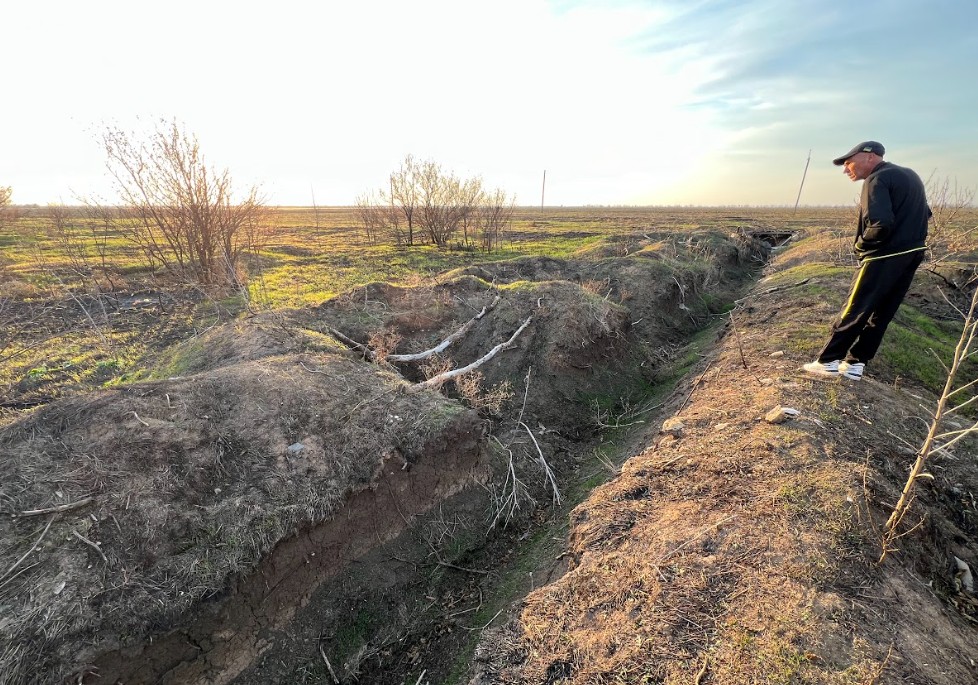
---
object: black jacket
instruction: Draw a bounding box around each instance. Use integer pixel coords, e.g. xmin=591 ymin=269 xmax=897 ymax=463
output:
xmin=854 ymin=161 xmax=931 ymax=260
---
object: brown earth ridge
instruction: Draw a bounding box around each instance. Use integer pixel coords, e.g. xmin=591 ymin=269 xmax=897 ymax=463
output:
xmin=471 ymin=231 xmax=978 ymax=684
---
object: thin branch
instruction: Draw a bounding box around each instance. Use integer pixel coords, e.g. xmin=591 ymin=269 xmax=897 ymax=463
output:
xmin=387 ymin=296 xmax=500 ymax=362
xmin=0 ymin=515 xmax=56 ymax=584
xmin=318 ymin=642 xmax=340 ymax=684
xmin=17 ymin=497 xmax=94 ymax=518
xmin=520 ymin=421 xmax=561 ymax=505
xmin=71 ymin=529 xmax=108 ymax=563
xmin=409 ymin=316 xmax=531 ymax=392
xmin=884 ymin=282 xmax=978 ymax=539
xmin=947 ymin=375 xmax=978 ymax=398
xmin=943 ymin=394 xmax=978 ymax=416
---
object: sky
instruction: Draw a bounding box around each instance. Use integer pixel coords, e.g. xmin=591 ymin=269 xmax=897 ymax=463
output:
xmin=3 ymin=0 xmax=977 ymax=208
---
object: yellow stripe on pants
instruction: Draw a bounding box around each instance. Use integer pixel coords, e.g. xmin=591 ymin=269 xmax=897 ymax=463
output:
xmin=841 ymin=263 xmax=867 ymax=319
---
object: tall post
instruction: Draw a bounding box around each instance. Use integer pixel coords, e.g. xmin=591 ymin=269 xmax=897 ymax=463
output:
xmin=794 ymin=150 xmax=811 ymax=213
xmin=541 ymin=169 xmax=546 ymax=211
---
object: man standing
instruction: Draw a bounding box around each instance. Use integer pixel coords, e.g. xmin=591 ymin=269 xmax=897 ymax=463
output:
xmin=803 ymin=141 xmax=931 ymax=381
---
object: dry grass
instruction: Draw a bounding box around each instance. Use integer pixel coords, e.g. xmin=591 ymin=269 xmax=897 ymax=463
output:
xmin=473 ymin=221 xmax=978 ymax=685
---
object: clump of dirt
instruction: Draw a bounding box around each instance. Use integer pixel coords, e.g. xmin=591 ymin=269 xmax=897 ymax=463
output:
xmin=0 ymin=338 xmax=486 ymax=684
xmin=470 ymin=229 xmax=978 ymax=684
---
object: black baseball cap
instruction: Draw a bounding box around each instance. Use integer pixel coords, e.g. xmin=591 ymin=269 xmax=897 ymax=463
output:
xmin=832 ymin=141 xmax=885 ymax=166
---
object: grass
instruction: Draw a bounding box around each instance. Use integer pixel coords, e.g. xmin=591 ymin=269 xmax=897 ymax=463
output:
xmin=879 ymin=303 xmax=978 ymax=397
xmin=1 ymin=206 xmax=796 ymax=421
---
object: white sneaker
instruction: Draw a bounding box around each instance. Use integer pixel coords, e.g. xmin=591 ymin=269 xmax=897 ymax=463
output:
xmin=839 ymin=361 xmax=864 ymax=381
xmin=802 ymin=360 xmax=841 ymax=377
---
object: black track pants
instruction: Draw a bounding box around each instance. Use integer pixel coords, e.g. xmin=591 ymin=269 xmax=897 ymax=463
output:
xmin=817 ymin=250 xmax=924 ymax=364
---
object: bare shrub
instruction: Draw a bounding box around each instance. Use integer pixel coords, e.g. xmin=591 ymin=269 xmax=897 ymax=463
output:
xmin=95 ymin=118 xmax=269 ymax=287
xmin=454 ymin=372 xmax=513 ymax=416
xmin=881 ymin=273 xmax=978 ymax=560
xmin=0 ymin=186 xmax=12 ymax=228
xmin=366 ymin=327 xmax=402 ymax=362
xmin=925 ymin=173 xmax=977 ymax=262
xmin=355 ymin=156 xmax=515 ymax=251
xmin=419 ymin=353 xmax=454 ymax=381
xmin=478 ymin=188 xmax=515 ymax=252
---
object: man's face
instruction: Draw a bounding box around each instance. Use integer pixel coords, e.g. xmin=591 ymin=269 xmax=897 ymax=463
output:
xmin=842 ymin=152 xmax=877 ymax=181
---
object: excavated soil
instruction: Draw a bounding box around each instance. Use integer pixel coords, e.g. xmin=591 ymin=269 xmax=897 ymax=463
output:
xmin=9 ymin=220 xmax=975 ymax=685
xmin=1 ymin=228 xmax=768 ymax=684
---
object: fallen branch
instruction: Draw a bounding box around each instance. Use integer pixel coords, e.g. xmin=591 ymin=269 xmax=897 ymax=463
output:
xmin=0 ymin=515 xmax=56 ymax=584
xmin=328 ymin=326 xmax=374 ymax=359
xmin=72 ymin=529 xmax=108 ymax=563
xmin=319 ymin=642 xmax=340 ymax=684
xmin=520 ymin=421 xmax=561 ymax=505
xmin=409 ymin=316 xmax=532 ymax=393
xmin=387 ymin=296 xmax=500 ymax=362
xmin=17 ymin=496 xmax=94 ymax=518
xmin=327 ymin=295 xmax=501 ymax=364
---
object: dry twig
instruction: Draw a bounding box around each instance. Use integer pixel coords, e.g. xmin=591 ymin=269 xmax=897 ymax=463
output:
xmin=17 ymin=497 xmax=94 ymax=518
xmin=0 ymin=515 xmax=57 ymax=584
xmin=520 ymin=421 xmax=561 ymax=505
xmin=319 ymin=642 xmax=340 ymax=684
xmin=71 ymin=529 xmax=108 ymax=563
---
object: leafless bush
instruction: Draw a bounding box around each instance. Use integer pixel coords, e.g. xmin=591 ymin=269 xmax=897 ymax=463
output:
xmin=0 ymin=186 xmax=12 ymax=229
xmin=355 ymin=191 xmax=402 ymax=245
xmin=390 ymin=155 xmax=420 ymax=246
xmin=478 ymin=188 xmax=515 ymax=252
xmin=926 ymin=173 xmax=977 ymax=262
xmin=366 ymin=327 xmax=402 ymax=363
xmin=356 ymin=156 xmax=515 ymax=251
xmin=419 ymin=354 xmax=454 ymax=381
xmin=454 ymin=372 xmax=513 ymax=416
xmin=95 ymin=118 xmax=269 ymax=287
xmin=882 ymin=271 xmax=978 ymax=561
xmin=415 ymin=160 xmax=481 ymax=247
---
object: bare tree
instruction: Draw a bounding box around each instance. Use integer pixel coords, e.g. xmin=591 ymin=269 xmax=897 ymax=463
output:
xmin=0 ymin=186 xmax=12 ymax=229
xmin=415 ymin=160 xmax=481 ymax=248
xmin=925 ymin=173 xmax=977 ymax=264
xmin=479 ymin=188 xmax=515 ymax=252
xmin=98 ymin=119 xmax=267 ymax=287
xmin=389 ymin=155 xmax=420 ymax=246
xmin=356 ymin=156 xmax=516 ymax=251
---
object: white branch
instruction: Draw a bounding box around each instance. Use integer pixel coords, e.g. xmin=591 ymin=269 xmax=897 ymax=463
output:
xmin=387 ymin=296 xmax=500 ymax=362
xmin=520 ymin=421 xmax=561 ymax=505
xmin=409 ymin=316 xmax=531 ymax=393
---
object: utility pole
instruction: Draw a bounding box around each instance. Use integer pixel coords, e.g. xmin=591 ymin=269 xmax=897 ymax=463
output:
xmin=541 ymin=170 xmax=546 ymax=211
xmin=794 ymin=150 xmax=811 ymax=213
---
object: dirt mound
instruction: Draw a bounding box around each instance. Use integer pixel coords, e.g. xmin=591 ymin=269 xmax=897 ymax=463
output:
xmin=470 ymin=230 xmax=978 ymax=684
xmin=304 ymin=230 xmax=766 ymax=442
xmin=1 ymin=228 xmax=771 ymax=684
xmin=0 ymin=349 xmax=486 ymax=684
xmin=147 ymin=318 xmax=342 ymax=378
